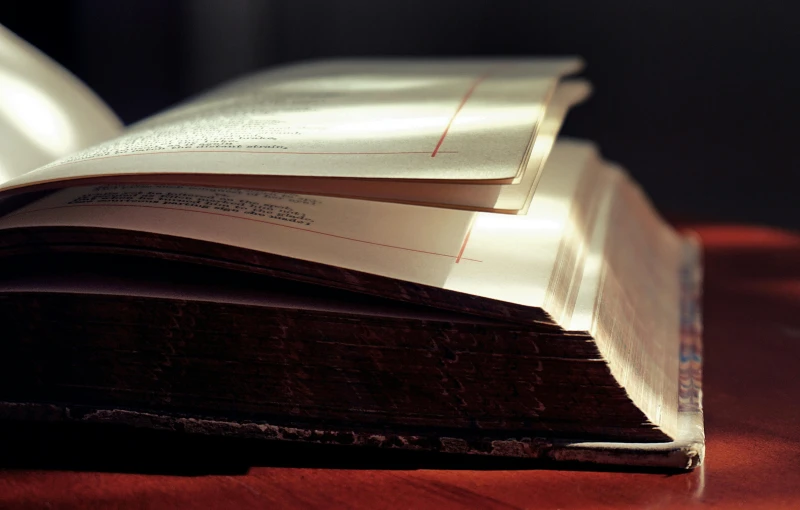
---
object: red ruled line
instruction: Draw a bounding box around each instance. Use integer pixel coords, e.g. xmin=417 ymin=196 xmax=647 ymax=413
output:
xmin=8 ymin=204 xmax=483 ymax=263
xmin=431 ymin=72 xmax=492 ymax=157
xmin=455 ymin=222 xmax=475 ymax=264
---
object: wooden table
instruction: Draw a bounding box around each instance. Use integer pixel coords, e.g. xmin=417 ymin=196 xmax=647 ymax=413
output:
xmin=1 ymin=224 xmax=798 ymax=509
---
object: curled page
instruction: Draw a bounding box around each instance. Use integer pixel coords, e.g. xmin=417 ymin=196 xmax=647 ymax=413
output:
xmin=0 ymin=24 xmax=121 ymax=184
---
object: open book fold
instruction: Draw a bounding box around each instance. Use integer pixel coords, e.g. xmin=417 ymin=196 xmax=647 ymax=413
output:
xmin=0 ymin=24 xmax=704 ymax=470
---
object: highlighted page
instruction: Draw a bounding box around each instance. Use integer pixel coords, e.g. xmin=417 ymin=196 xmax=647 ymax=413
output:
xmin=100 ymin=81 xmax=590 ymax=213
xmin=0 ymin=59 xmax=581 ymax=197
xmin=0 ymin=24 xmax=121 ymax=183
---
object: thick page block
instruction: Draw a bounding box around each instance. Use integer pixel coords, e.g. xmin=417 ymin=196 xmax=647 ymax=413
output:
xmin=0 ymin=237 xmax=704 ymax=471
xmin=541 ymin=237 xmax=704 ymax=469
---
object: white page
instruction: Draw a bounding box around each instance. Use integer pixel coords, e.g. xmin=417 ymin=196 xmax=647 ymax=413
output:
xmin=0 ymin=59 xmax=581 ymax=196
xmin=0 ymin=139 xmax=596 ymax=315
xmin=0 ymin=25 xmax=122 ymax=184
xmin=97 ymin=81 xmax=590 ymax=213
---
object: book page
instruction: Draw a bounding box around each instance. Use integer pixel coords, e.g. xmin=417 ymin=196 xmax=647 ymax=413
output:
xmin=0 ymin=140 xmax=596 ymax=313
xmin=0 ymin=25 xmax=122 ymax=184
xmin=0 ymin=58 xmax=581 ymax=196
xmin=99 ymin=81 xmax=590 ymax=213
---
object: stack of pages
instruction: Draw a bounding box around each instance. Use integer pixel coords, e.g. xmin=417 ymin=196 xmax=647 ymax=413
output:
xmin=0 ymin=25 xmax=703 ymax=470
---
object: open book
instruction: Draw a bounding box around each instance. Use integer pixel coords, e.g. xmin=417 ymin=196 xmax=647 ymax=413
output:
xmin=0 ymin=25 xmax=703 ymax=470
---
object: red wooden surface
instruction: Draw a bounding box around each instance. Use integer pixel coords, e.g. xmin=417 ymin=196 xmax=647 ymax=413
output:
xmin=1 ymin=224 xmax=798 ymax=509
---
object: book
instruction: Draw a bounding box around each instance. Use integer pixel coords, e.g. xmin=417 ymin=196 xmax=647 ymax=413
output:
xmin=0 ymin=24 xmax=703 ymax=470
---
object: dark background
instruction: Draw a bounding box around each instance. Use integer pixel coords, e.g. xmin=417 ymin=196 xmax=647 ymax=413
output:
xmin=2 ymin=0 xmax=798 ymax=227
